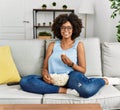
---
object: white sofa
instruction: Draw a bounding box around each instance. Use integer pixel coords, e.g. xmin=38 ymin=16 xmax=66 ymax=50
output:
xmin=0 ymin=38 xmax=120 ymax=110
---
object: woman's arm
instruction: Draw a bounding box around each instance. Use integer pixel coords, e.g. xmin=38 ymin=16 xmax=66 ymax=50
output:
xmin=73 ymin=41 xmax=86 ymax=74
xmin=41 ymin=42 xmax=55 ymax=84
xmin=61 ymin=41 xmax=86 ymax=74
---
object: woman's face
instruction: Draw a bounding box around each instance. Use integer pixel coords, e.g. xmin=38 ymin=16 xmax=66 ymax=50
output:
xmin=60 ymin=21 xmax=73 ymax=39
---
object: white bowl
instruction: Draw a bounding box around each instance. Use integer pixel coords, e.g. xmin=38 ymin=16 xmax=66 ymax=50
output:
xmin=50 ymin=74 xmax=69 ymax=86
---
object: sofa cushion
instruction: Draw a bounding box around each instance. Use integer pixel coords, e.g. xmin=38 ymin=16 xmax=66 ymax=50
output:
xmin=0 ymin=46 xmax=21 ymax=84
xmin=102 ymin=42 xmax=120 ymax=77
xmin=0 ymin=84 xmax=43 ymax=104
xmin=0 ymin=40 xmax=45 ymax=77
xmin=43 ymin=85 xmax=120 ymax=109
xmin=79 ymin=38 xmax=102 ymax=76
xmin=46 ymin=38 xmax=102 ymax=76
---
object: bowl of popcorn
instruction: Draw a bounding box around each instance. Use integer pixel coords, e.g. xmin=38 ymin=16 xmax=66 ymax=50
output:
xmin=50 ymin=73 xmax=69 ymax=86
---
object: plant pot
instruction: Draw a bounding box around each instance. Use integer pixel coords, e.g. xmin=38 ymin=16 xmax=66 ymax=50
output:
xmin=63 ymin=8 xmax=67 ymax=10
xmin=37 ymin=36 xmax=51 ymax=39
xmin=42 ymin=7 xmax=46 ymax=10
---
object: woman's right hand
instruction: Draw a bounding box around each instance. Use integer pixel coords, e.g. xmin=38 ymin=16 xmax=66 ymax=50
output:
xmin=42 ymin=69 xmax=54 ymax=84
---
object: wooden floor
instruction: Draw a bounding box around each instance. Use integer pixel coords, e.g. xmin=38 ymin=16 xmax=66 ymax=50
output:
xmin=0 ymin=104 xmax=102 ymax=110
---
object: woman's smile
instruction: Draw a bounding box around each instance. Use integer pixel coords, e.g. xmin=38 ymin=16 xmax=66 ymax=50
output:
xmin=60 ymin=21 xmax=73 ymax=39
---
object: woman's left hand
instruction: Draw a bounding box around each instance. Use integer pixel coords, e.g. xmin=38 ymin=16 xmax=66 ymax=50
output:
xmin=61 ymin=54 xmax=72 ymax=66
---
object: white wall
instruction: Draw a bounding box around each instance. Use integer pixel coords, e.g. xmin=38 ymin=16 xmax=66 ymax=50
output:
xmin=0 ymin=0 xmax=118 ymax=42
xmin=0 ymin=0 xmax=26 ymax=39
xmin=94 ymin=0 xmax=119 ymax=42
xmin=0 ymin=0 xmax=95 ymax=39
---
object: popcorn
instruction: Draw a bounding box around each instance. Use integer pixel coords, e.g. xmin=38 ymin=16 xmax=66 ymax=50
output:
xmin=50 ymin=73 xmax=69 ymax=86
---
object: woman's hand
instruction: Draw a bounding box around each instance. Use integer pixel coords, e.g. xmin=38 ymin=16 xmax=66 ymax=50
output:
xmin=61 ymin=54 xmax=73 ymax=66
xmin=42 ymin=69 xmax=54 ymax=84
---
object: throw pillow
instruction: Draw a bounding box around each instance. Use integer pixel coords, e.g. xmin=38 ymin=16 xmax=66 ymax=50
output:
xmin=102 ymin=42 xmax=120 ymax=77
xmin=0 ymin=46 xmax=21 ymax=84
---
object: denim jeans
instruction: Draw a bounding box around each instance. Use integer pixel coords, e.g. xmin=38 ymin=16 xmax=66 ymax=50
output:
xmin=20 ymin=71 xmax=105 ymax=98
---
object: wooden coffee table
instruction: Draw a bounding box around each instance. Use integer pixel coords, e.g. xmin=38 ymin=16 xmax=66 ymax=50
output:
xmin=0 ymin=104 xmax=102 ymax=110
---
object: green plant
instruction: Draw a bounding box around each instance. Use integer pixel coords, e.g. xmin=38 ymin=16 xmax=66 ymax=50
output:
xmin=116 ymin=21 xmax=120 ymax=42
xmin=109 ymin=0 xmax=120 ymax=42
xmin=62 ymin=5 xmax=67 ymax=9
xmin=42 ymin=4 xmax=47 ymax=9
xmin=52 ymin=2 xmax=56 ymax=6
xmin=38 ymin=31 xmax=52 ymax=36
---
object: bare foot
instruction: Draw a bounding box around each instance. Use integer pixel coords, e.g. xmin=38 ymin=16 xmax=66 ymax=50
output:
xmin=58 ymin=87 xmax=67 ymax=93
xmin=103 ymin=78 xmax=109 ymax=85
xmin=103 ymin=77 xmax=120 ymax=85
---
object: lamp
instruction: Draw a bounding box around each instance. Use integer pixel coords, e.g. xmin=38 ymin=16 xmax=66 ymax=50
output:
xmin=78 ymin=0 xmax=94 ymax=38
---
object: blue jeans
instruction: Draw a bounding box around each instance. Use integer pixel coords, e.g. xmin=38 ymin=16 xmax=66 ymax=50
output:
xmin=20 ymin=71 xmax=105 ymax=98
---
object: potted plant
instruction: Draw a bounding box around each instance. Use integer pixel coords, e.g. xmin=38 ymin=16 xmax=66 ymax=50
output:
xmin=43 ymin=22 xmax=46 ymax=26
xmin=52 ymin=2 xmax=56 ymax=9
xmin=38 ymin=31 xmax=52 ymax=39
xmin=42 ymin=4 xmax=47 ymax=9
xmin=62 ymin=5 xmax=67 ymax=10
xmin=116 ymin=21 xmax=120 ymax=42
xmin=49 ymin=22 xmax=52 ymax=26
xmin=109 ymin=0 xmax=120 ymax=42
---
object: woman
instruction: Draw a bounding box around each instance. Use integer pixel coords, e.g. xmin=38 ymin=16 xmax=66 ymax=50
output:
xmin=20 ymin=13 xmax=119 ymax=98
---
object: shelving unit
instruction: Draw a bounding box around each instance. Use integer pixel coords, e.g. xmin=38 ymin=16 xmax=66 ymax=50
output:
xmin=33 ymin=9 xmax=74 ymax=39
